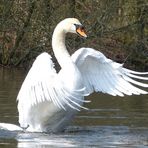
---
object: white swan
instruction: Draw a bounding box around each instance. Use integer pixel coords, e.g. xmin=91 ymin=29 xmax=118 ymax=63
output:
xmin=1 ymin=18 xmax=148 ymax=133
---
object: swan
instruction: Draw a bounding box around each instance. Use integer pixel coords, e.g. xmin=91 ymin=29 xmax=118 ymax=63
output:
xmin=0 ymin=18 xmax=148 ymax=133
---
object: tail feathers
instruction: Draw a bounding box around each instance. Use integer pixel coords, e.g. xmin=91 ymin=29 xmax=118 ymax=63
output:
xmin=0 ymin=123 xmax=23 ymax=132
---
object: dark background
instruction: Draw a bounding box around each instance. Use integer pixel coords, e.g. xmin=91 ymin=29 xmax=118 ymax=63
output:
xmin=0 ymin=0 xmax=148 ymax=70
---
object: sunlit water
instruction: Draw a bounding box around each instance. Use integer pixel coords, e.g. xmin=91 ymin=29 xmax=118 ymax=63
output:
xmin=0 ymin=67 xmax=148 ymax=147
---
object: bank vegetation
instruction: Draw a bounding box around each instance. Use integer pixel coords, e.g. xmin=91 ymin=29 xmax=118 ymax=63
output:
xmin=0 ymin=0 xmax=148 ymax=70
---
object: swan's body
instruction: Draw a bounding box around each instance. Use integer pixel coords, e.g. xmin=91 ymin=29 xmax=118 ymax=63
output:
xmin=1 ymin=18 xmax=147 ymax=133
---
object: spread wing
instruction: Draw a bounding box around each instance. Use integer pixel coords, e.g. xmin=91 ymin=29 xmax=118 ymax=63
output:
xmin=72 ymin=48 xmax=148 ymax=96
xmin=17 ymin=52 xmax=87 ymax=127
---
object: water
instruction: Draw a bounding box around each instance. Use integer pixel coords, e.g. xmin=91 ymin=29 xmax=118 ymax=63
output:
xmin=0 ymin=67 xmax=148 ymax=147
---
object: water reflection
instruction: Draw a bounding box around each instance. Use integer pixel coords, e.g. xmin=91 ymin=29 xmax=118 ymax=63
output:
xmin=16 ymin=126 xmax=148 ymax=147
xmin=0 ymin=67 xmax=148 ymax=147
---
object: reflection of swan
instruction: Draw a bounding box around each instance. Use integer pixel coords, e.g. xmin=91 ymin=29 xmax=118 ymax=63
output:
xmin=1 ymin=18 xmax=148 ymax=133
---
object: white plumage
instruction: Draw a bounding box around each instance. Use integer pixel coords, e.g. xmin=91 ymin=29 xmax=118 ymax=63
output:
xmin=72 ymin=47 xmax=148 ymax=96
xmin=15 ymin=18 xmax=148 ymax=132
xmin=17 ymin=52 xmax=90 ymax=132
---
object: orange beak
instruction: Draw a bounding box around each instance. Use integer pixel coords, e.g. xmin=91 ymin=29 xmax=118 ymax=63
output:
xmin=76 ymin=26 xmax=87 ymax=38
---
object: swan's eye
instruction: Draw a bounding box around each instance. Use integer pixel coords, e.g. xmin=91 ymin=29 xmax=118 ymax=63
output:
xmin=74 ymin=24 xmax=87 ymax=38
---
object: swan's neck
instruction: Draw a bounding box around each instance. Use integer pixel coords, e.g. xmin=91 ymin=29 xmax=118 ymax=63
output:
xmin=52 ymin=25 xmax=71 ymax=69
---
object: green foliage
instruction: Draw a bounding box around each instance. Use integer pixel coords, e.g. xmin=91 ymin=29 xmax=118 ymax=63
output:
xmin=0 ymin=0 xmax=147 ymax=70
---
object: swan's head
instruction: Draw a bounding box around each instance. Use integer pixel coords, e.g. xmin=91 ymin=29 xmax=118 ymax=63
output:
xmin=57 ymin=18 xmax=87 ymax=38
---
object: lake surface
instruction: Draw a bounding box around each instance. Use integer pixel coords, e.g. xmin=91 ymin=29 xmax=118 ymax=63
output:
xmin=0 ymin=67 xmax=148 ymax=147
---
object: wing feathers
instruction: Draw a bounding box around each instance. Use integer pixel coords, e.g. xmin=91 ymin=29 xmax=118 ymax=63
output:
xmin=17 ymin=52 xmax=88 ymax=122
xmin=125 ymin=72 xmax=148 ymax=80
xmin=18 ymin=48 xmax=148 ymax=125
xmin=123 ymin=68 xmax=148 ymax=75
xmin=122 ymin=74 xmax=148 ymax=88
xmin=72 ymin=48 xmax=148 ymax=96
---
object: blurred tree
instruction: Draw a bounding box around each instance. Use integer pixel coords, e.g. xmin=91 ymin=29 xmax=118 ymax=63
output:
xmin=0 ymin=0 xmax=147 ymax=70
